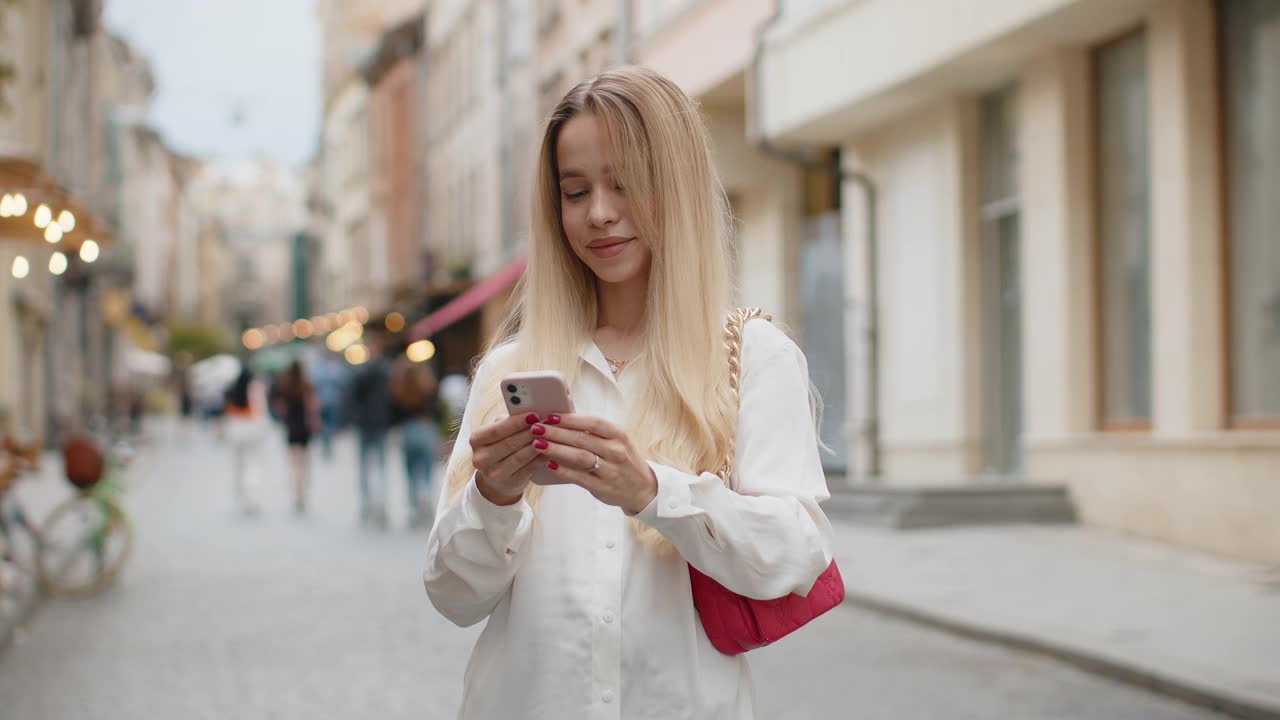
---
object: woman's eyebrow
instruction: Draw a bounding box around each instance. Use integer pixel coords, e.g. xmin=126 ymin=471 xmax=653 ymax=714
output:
xmin=559 ymin=169 xmax=585 ymax=180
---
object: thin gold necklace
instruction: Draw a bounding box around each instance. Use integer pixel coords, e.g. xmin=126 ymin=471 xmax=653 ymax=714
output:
xmin=605 ymin=357 xmax=627 ymax=375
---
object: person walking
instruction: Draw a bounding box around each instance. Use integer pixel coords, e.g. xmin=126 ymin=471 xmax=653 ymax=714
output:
xmin=390 ymin=358 xmax=443 ymax=529
xmin=346 ymin=328 xmax=393 ymax=528
xmin=276 ymin=361 xmax=318 ymax=514
xmin=222 ymin=367 xmax=267 ymax=515
xmin=423 ymin=67 xmax=837 ymax=719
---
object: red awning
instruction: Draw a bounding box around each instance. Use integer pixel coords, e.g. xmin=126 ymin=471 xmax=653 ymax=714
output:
xmin=410 ymin=256 xmax=527 ymax=340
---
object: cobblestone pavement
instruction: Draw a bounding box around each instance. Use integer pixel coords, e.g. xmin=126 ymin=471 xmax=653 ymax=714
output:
xmin=0 ymin=420 xmax=1226 ymax=719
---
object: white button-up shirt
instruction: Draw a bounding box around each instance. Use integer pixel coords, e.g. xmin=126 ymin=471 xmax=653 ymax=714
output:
xmin=424 ymin=319 xmax=835 ymax=720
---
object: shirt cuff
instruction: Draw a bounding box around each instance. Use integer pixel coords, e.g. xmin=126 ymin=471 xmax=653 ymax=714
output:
xmin=460 ymin=475 xmax=534 ymax=556
xmin=635 ymin=462 xmax=711 ymax=523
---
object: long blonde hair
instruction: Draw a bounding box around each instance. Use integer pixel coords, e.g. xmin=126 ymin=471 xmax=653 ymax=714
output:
xmin=443 ymin=67 xmax=736 ymax=542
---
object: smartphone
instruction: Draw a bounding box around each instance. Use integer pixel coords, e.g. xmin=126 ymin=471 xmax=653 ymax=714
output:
xmin=500 ymin=371 xmax=575 ymax=485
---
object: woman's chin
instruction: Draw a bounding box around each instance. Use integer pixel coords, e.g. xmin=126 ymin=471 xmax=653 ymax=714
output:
xmin=586 ymin=254 xmax=649 ymax=286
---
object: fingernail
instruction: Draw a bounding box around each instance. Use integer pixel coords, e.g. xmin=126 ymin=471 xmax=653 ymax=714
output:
xmin=533 ymin=439 xmax=549 ymax=450
xmin=547 ymin=461 xmax=559 ymax=470
xmin=546 ymin=414 xmax=561 ymax=425
xmin=524 ymin=413 xmax=540 ymax=425
xmin=531 ymin=424 xmax=546 ymax=436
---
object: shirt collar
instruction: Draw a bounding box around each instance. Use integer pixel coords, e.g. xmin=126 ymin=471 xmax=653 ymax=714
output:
xmin=579 ymin=340 xmax=618 ymax=387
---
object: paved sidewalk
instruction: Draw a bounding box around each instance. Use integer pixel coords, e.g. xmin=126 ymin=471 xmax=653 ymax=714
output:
xmin=830 ymin=522 xmax=1280 ymax=719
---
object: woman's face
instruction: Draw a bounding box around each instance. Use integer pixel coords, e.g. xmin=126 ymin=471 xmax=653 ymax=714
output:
xmin=556 ymin=113 xmax=650 ymax=286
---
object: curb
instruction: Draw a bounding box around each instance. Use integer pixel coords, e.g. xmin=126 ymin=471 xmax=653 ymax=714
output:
xmin=841 ymin=589 xmax=1277 ymax=720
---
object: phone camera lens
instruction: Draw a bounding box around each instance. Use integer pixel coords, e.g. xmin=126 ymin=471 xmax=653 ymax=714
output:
xmin=506 ymin=384 xmax=517 ymax=393
xmin=510 ymin=396 xmax=521 ymax=405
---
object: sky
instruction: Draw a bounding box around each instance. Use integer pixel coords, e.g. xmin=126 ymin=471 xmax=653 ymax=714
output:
xmin=103 ymin=0 xmax=322 ymax=167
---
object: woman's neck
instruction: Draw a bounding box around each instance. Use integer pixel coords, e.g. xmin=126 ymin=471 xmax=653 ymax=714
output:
xmin=595 ymin=273 xmax=647 ymax=335
xmin=593 ymin=271 xmax=645 ymax=333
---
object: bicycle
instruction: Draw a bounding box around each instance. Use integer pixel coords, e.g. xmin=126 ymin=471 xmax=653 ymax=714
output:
xmin=0 ymin=448 xmax=42 ymax=617
xmin=35 ymin=434 xmax=135 ymax=598
xmin=0 ymin=434 xmax=135 ymax=600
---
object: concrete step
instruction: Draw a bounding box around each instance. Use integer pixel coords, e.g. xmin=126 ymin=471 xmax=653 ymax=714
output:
xmin=824 ymin=480 xmax=1077 ymax=529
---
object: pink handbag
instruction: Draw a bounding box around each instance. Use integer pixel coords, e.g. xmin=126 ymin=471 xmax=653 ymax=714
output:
xmin=688 ymin=308 xmax=846 ymax=655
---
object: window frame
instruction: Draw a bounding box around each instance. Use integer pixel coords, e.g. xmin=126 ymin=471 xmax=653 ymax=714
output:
xmin=1215 ymin=0 xmax=1280 ymax=429
xmin=1091 ymin=26 xmax=1154 ymax=433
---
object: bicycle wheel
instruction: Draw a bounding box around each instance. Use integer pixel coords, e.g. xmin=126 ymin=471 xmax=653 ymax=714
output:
xmin=0 ymin=502 xmax=41 ymax=612
xmin=36 ymin=493 xmax=133 ymax=597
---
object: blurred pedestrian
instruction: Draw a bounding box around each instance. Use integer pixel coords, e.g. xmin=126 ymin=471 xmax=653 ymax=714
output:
xmin=346 ymin=327 xmax=393 ymax=528
xmin=390 ymin=357 xmax=442 ymax=529
xmin=311 ymin=356 xmax=344 ymax=459
xmin=223 ymin=367 xmax=267 ymax=515
xmin=277 ymin=360 xmax=319 ymax=514
xmin=423 ymin=68 xmax=836 ymax=718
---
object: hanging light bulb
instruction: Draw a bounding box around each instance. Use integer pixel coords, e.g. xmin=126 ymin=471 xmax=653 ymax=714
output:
xmin=79 ymin=239 xmax=100 ymax=263
xmin=57 ymin=209 xmax=75 ymax=232
xmin=49 ymin=252 xmax=68 ymax=276
xmin=12 ymin=194 xmax=27 ymax=217
xmin=44 ymin=222 xmax=63 ymax=243
xmin=11 ymin=256 xmax=30 ymax=279
xmin=0 ymin=194 xmax=12 ymax=217
xmin=33 ymin=204 xmax=52 ymax=229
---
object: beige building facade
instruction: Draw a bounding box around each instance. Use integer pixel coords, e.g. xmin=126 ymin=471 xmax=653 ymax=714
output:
xmin=758 ymin=0 xmax=1280 ymax=564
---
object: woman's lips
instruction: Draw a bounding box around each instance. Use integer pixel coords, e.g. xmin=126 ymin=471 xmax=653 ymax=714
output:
xmin=587 ymin=238 xmax=632 ymax=259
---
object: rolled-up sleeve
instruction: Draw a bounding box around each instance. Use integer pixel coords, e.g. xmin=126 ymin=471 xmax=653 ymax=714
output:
xmin=423 ymin=348 xmax=534 ymax=627
xmin=634 ymin=322 xmax=835 ymax=600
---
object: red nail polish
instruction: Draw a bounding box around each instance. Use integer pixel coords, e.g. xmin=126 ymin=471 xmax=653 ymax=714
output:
xmin=524 ymin=413 xmax=539 ymax=425
xmin=531 ymin=424 xmax=546 ymax=436
xmin=547 ymin=461 xmax=559 ymax=470
xmin=533 ymin=439 xmax=549 ymax=450
xmin=546 ymin=414 xmax=561 ymax=425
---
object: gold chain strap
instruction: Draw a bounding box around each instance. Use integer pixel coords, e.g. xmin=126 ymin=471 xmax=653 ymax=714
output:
xmin=715 ymin=307 xmax=772 ymax=490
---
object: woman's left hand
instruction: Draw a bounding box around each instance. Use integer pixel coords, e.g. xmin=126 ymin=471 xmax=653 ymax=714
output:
xmin=530 ymin=414 xmax=658 ymax=515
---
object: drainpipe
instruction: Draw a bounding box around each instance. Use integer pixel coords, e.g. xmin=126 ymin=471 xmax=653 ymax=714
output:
xmin=749 ymin=2 xmax=882 ymax=479
xmin=497 ymin=0 xmax=513 ymax=257
xmin=615 ymin=0 xmax=633 ymax=65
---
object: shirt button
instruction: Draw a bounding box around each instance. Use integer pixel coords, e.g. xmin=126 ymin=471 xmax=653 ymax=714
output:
xmin=602 ymin=691 xmax=614 ymax=704
xmin=605 ymin=539 xmax=616 ymax=549
xmin=603 ymin=612 xmax=615 ymax=624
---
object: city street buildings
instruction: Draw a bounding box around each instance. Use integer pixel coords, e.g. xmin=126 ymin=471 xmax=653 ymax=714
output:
xmin=756 ymin=0 xmax=1280 ymax=564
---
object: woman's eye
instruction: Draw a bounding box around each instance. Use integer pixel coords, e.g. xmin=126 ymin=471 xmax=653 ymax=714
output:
xmin=563 ymin=190 xmax=587 ymax=200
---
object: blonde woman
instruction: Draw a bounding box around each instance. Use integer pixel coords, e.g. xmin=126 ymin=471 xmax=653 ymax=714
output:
xmin=424 ymin=67 xmax=835 ymax=719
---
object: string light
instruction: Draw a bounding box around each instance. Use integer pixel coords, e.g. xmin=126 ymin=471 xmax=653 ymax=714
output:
xmin=79 ymin=240 xmax=100 ymax=263
xmin=344 ymin=344 xmax=369 ymax=365
xmin=56 ymin=209 xmax=75 ymax=232
xmin=11 ymin=256 xmax=29 ymax=279
xmin=48 ymin=252 xmax=68 ymax=276
xmin=242 ymin=329 xmax=265 ymax=350
xmin=33 ymin=204 xmax=52 ymax=229
xmin=44 ymin=222 xmax=63 ymax=243
xmin=406 ymin=340 xmax=435 ymax=363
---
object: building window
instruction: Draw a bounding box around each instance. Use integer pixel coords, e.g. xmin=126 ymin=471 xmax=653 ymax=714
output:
xmin=1094 ymin=30 xmax=1152 ymax=428
xmin=1220 ymin=0 xmax=1280 ymax=423
xmin=979 ymin=87 xmax=1023 ymax=473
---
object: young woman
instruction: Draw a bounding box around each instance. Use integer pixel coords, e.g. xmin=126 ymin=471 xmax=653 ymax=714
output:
xmin=276 ymin=361 xmax=318 ymax=514
xmin=424 ymin=67 xmax=835 ymax=719
xmin=223 ymin=367 xmax=268 ymax=515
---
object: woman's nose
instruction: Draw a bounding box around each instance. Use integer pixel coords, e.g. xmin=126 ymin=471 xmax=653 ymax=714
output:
xmin=588 ymin=191 xmax=620 ymax=227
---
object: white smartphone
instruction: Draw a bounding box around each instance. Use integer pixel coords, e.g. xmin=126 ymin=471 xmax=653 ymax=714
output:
xmin=500 ymin=371 xmax=575 ymax=485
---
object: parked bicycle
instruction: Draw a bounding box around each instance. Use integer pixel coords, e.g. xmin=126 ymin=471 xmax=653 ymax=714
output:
xmin=0 ymin=432 xmax=135 ymax=601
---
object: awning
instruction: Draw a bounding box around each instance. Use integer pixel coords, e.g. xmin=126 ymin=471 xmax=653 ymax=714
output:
xmin=0 ymin=156 xmax=115 ymax=251
xmin=410 ymin=256 xmax=527 ymax=340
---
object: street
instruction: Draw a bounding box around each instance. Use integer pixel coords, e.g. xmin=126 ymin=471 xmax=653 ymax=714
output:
xmin=0 ymin=423 xmax=1225 ymax=720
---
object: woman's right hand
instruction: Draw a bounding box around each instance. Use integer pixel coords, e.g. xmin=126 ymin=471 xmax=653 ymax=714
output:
xmin=470 ymin=412 xmax=543 ymax=506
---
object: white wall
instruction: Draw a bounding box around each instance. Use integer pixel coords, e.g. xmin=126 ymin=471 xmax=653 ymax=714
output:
xmin=846 ymin=100 xmax=981 ymax=478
